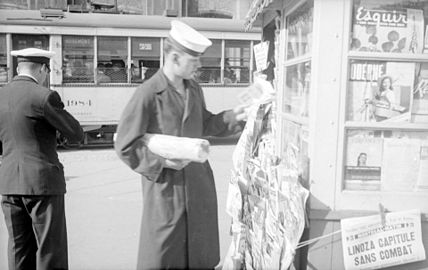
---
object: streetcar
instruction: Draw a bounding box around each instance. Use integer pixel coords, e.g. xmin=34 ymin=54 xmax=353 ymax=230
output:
xmin=0 ymin=9 xmax=260 ymax=147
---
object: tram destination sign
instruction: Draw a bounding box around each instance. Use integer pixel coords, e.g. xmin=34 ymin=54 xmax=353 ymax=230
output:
xmin=341 ymin=209 xmax=425 ymax=270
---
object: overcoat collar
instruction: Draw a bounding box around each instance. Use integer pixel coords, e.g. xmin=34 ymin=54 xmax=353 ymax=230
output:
xmin=155 ymin=70 xmax=196 ymax=122
xmin=13 ymin=75 xmax=38 ymax=84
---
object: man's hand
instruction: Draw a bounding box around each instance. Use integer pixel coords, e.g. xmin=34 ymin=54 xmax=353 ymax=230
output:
xmin=224 ymin=104 xmax=249 ymax=125
xmin=233 ymin=104 xmax=249 ymax=122
xmin=163 ymin=158 xmax=190 ymax=170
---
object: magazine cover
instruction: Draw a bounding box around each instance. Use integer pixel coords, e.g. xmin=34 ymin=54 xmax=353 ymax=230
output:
xmin=416 ymin=144 xmax=428 ymax=189
xmin=412 ymin=63 xmax=428 ymax=122
xmin=345 ymin=134 xmax=383 ymax=190
xmin=348 ymin=61 xmax=415 ymax=122
xmin=348 ymin=61 xmax=385 ymax=122
xmin=351 ymin=6 xmax=424 ymax=54
xmin=381 ymin=138 xmax=421 ymax=191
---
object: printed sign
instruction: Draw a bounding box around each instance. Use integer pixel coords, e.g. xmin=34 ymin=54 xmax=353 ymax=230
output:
xmin=139 ymin=43 xmax=152 ymax=50
xmin=59 ymin=87 xmax=136 ymax=123
xmin=341 ymin=209 xmax=426 ymax=270
xmin=64 ymin=37 xmax=92 ymax=48
xmin=349 ymin=62 xmax=386 ymax=82
xmin=253 ymin=41 xmax=269 ymax=72
xmin=354 ymin=7 xmax=407 ymax=28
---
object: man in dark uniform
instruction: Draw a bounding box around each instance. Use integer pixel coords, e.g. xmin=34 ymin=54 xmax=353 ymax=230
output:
xmin=0 ymin=48 xmax=83 ymax=270
xmin=115 ymin=20 xmax=247 ymax=269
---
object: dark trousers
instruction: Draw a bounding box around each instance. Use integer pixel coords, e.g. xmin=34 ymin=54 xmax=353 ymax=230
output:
xmin=1 ymin=195 xmax=68 ymax=270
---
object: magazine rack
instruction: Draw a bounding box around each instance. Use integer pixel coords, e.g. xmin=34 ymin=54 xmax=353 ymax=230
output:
xmin=247 ymin=0 xmax=428 ymax=269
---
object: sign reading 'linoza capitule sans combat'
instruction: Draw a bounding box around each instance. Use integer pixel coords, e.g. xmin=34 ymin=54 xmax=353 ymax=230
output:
xmin=341 ymin=209 xmax=426 ymax=270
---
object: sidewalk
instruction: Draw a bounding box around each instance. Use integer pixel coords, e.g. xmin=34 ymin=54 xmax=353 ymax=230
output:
xmin=0 ymin=145 xmax=235 ymax=270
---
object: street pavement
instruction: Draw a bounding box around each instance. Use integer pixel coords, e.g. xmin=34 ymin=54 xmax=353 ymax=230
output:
xmin=0 ymin=144 xmax=235 ymax=270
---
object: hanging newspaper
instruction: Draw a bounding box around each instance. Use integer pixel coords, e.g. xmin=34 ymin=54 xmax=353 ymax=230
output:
xmin=224 ymin=85 xmax=309 ymax=270
xmin=253 ymin=41 xmax=269 ymax=72
xmin=341 ymin=209 xmax=426 ymax=270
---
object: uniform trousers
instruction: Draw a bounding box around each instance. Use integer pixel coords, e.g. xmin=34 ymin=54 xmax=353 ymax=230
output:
xmin=1 ymin=195 xmax=68 ymax=270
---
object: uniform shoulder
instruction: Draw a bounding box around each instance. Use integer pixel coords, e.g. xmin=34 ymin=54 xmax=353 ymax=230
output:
xmin=11 ymin=77 xmax=52 ymax=98
xmin=33 ymin=84 xmax=55 ymax=100
xmin=133 ymin=72 xmax=166 ymax=98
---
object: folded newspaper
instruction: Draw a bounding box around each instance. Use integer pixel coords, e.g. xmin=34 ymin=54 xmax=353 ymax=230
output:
xmin=143 ymin=133 xmax=210 ymax=163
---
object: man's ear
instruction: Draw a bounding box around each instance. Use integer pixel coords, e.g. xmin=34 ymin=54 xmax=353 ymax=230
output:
xmin=172 ymin=52 xmax=180 ymax=65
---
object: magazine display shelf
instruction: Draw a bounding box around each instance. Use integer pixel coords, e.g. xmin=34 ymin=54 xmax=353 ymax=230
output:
xmin=348 ymin=51 xmax=428 ymax=62
xmin=247 ymin=0 xmax=428 ymax=269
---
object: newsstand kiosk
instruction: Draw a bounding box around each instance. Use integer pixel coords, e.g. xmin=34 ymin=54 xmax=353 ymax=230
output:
xmin=240 ymin=0 xmax=428 ymax=269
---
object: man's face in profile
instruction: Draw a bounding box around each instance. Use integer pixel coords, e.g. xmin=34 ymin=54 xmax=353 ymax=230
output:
xmin=176 ymin=52 xmax=201 ymax=80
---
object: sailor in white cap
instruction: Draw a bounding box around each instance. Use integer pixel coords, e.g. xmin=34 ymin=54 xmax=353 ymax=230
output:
xmin=168 ymin=20 xmax=212 ymax=57
xmin=115 ymin=21 xmax=247 ymax=270
xmin=11 ymin=48 xmax=55 ymax=84
xmin=0 ymin=48 xmax=83 ymax=270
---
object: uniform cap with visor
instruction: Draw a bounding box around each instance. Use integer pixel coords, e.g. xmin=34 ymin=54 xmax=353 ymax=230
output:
xmin=11 ymin=48 xmax=55 ymax=68
xmin=168 ymin=20 xmax=212 ymax=57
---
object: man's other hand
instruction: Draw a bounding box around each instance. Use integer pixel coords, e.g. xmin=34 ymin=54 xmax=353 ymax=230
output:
xmin=163 ymin=158 xmax=190 ymax=170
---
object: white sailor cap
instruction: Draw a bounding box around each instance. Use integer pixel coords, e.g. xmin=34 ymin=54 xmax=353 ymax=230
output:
xmin=11 ymin=48 xmax=55 ymax=65
xmin=168 ymin=20 xmax=212 ymax=57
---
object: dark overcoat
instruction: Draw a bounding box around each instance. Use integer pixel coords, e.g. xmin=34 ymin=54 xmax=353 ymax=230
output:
xmin=0 ymin=76 xmax=83 ymax=195
xmin=115 ymin=70 xmax=239 ymax=269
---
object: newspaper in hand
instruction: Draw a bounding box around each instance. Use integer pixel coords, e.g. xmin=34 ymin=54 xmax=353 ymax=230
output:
xmin=143 ymin=133 xmax=210 ymax=163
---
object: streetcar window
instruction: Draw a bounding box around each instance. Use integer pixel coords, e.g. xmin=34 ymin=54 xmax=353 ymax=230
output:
xmin=185 ymin=1 xmax=235 ymax=19
xmin=12 ymin=34 xmax=49 ymax=51
xmin=0 ymin=35 xmax=7 ymax=83
xmin=197 ymin=39 xmax=221 ymax=84
xmin=131 ymin=37 xmax=161 ymax=83
xmin=147 ymin=0 xmax=180 ymax=15
xmin=2 ymin=0 xmax=66 ymax=10
xmin=12 ymin=34 xmax=49 ymax=87
xmin=224 ymin=40 xmax=251 ymax=84
xmin=98 ymin=37 xmax=128 ymax=83
xmin=63 ymin=36 xmax=94 ymax=84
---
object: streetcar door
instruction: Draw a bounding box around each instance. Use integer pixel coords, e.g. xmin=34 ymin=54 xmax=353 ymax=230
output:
xmin=12 ymin=34 xmax=50 ymax=87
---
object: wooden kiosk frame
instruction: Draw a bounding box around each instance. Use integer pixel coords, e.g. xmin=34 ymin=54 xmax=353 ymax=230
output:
xmin=246 ymin=0 xmax=428 ymax=268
